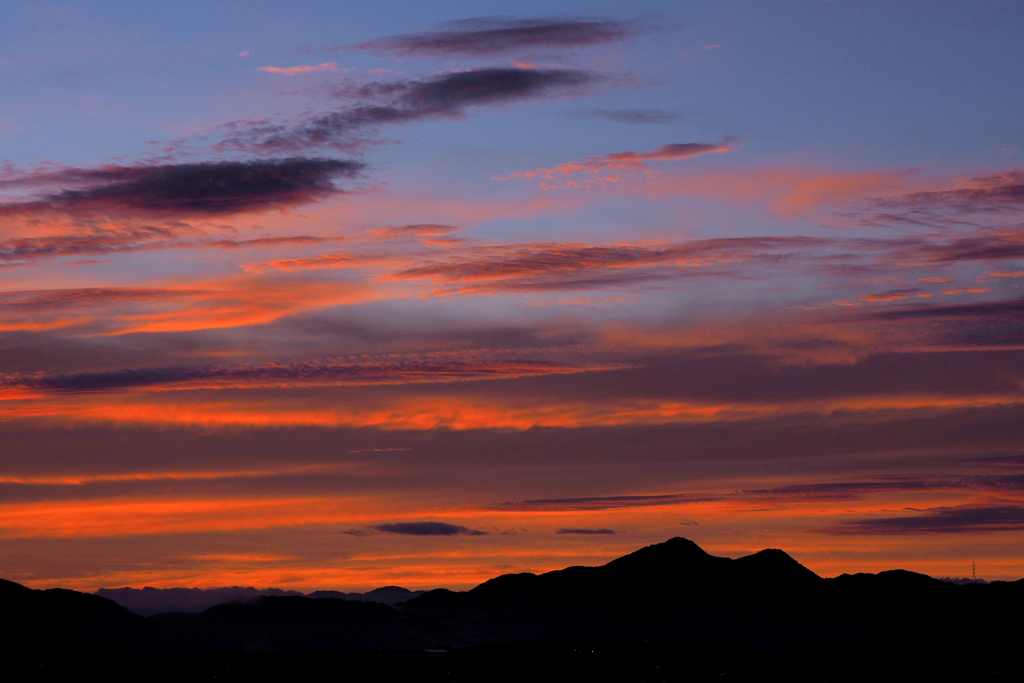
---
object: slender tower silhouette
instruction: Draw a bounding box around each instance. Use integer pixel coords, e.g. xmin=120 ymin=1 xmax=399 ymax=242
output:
xmin=972 ymin=562 xmax=977 ymax=584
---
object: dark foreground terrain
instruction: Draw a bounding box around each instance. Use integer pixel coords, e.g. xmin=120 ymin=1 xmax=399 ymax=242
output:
xmin=3 ymin=538 xmax=1022 ymax=681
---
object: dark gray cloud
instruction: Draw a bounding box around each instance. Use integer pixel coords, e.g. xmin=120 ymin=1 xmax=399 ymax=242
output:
xmin=0 ymin=231 xmax=327 ymax=264
xmin=221 ymin=68 xmax=595 ymax=153
xmin=853 ymin=171 xmax=1024 ymax=228
xmin=390 ymin=236 xmax=832 ymax=293
xmin=740 ymin=482 xmax=947 ymax=501
xmin=743 ymin=476 xmax=1024 ymax=501
xmin=881 ymin=229 xmax=1024 ymax=264
xmin=602 ymin=139 xmax=735 ymax=162
xmin=489 ymin=493 xmax=717 ymax=512
xmin=0 ymin=287 xmax=192 ymax=310
xmin=853 ymin=298 xmax=1024 ymax=349
xmin=0 ymin=227 xmax=181 ymax=263
xmin=864 ymin=298 xmax=1024 ymax=321
xmin=489 ymin=479 xmax=1022 ymax=517
xmin=0 ymin=158 xmax=362 ymax=217
xmin=925 ymin=232 xmax=1024 ymax=263
xmin=819 ymin=504 xmax=1024 ymax=535
xmin=878 ymin=171 xmax=1024 ymax=214
xmin=575 ymin=108 xmax=679 ymax=124
xmin=964 ymin=454 xmax=1024 ymax=468
xmin=355 ymin=17 xmax=634 ymax=56
xmin=556 ymin=527 xmax=616 ymax=535
xmin=0 ymin=354 xmax=606 ymax=392
xmin=373 ymin=522 xmax=487 ymax=536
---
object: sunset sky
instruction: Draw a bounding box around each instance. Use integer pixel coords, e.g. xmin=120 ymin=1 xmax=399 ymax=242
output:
xmin=2 ymin=0 xmax=1024 ymax=592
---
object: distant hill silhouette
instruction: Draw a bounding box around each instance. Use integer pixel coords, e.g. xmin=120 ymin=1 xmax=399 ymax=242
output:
xmin=936 ymin=576 xmax=989 ymax=585
xmin=4 ymin=538 xmax=1023 ymax=679
xmin=308 ymin=585 xmax=426 ymax=605
xmin=95 ymin=586 xmax=305 ymax=617
xmin=96 ymin=585 xmax=425 ymax=616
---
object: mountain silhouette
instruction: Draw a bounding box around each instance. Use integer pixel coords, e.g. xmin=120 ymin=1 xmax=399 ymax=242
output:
xmin=0 ymin=578 xmax=144 ymax=652
xmin=307 ymin=585 xmax=427 ymax=605
xmin=96 ymin=584 xmax=426 ymax=616
xmin=95 ymin=586 xmax=306 ymax=617
xmin=3 ymin=538 xmax=1022 ymax=679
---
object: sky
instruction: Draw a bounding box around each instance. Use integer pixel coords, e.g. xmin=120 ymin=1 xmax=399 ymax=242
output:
xmin=1 ymin=0 xmax=1023 ymax=591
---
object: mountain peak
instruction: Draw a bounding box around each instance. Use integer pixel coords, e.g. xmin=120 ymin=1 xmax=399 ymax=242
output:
xmin=732 ymin=547 xmax=822 ymax=585
xmin=598 ymin=536 xmax=725 ymax=580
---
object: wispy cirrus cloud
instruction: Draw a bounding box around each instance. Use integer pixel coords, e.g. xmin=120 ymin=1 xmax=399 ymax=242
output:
xmin=0 ymin=352 xmax=621 ymax=392
xmin=496 ymin=138 xmax=736 ymax=188
xmin=385 ymin=236 xmax=830 ymax=295
xmin=0 ymin=463 xmax=355 ymax=487
xmin=0 ymin=277 xmax=378 ymax=335
xmin=257 ymin=62 xmax=341 ymax=75
xmin=489 ymin=493 xmax=716 ymax=511
xmin=849 ymin=297 xmax=1024 ymax=348
xmin=601 ymin=140 xmax=737 ymax=163
xmin=901 ymin=228 xmax=1024 ymax=263
xmin=862 ymin=298 xmax=1024 ymax=322
xmin=0 ymin=229 xmax=329 ymax=265
xmin=217 ymin=67 xmax=596 ymax=153
xmin=634 ymin=166 xmax=921 ymax=217
xmin=211 ymin=220 xmax=1024 ymax=311
xmin=873 ymin=171 xmax=1024 ymax=215
xmin=0 ymin=287 xmax=195 ymax=310
xmin=0 ymin=158 xmax=363 ymax=218
xmin=819 ymin=503 xmax=1024 ymax=535
xmin=365 ymin=224 xmax=461 ymax=239
xmin=242 ymin=251 xmax=362 ymax=273
xmin=573 ymin=108 xmax=679 ymax=124
xmin=354 ymin=17 xmax=636 ymax=56
xmin=609 ymin=165 xmax=1024 ymax=222
xmin=857 ymin=288 xmax=932 ymax=303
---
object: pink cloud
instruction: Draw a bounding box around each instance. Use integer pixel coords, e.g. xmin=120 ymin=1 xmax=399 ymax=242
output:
xmin=857 ymin=289 xmax=932 ymax=302
xmin=636 ymin=166 xmax=922 ymax=217
xmin=257 ymin=62 xmax=341 ymax=75
xmin=601 ymin=139 xmax=737 ymax=163
xmin=496 ymin=139 xmax=736 ymax=189
xmin=365 ymin=224 xmax=460 ymax=239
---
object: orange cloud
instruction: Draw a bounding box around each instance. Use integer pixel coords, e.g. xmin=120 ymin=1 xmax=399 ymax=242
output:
xmin=9 ymin=482 xmax=1021 ymax=591
xmin=943 ymin=287 xmax=990 ymax=295
xmin=242 ymin=252 xmax=358 ymax=272
xmin=0 ymin=495 xmax=389 ymax=538
xmin=858 ymin=289 xmax=932 ymax=302
xmin=0 ymin=276 xmax=383 ymax=335
xmin=0 ymin=462 xmax=360 ymax=486
xmin=109 ymin=277 xmax=365 ymax=333
xmin=9 ymin=389 xmax=1022 ymax=431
